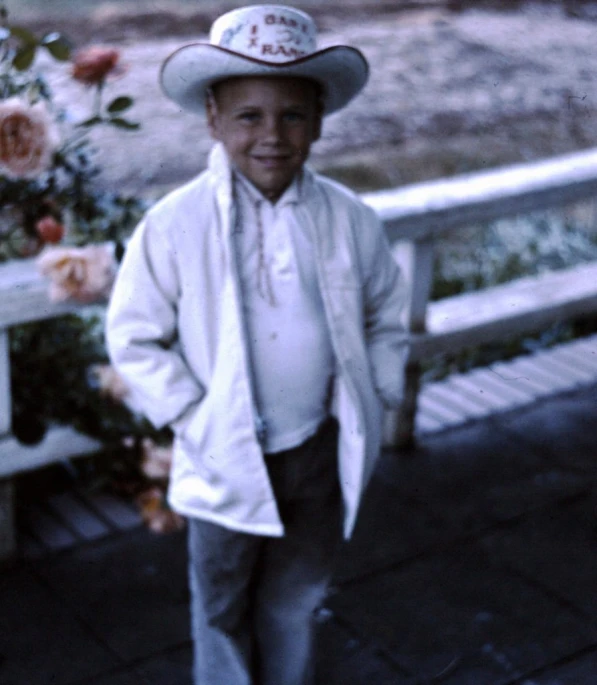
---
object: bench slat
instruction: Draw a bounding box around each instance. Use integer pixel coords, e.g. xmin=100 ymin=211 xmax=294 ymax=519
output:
xmin=410 ymin=262 xmax=597 ymax=360
xmin=0 ymin=426 xmax=102 ymax=480
xmin=0 ymin=259 xmax=100 ymax=328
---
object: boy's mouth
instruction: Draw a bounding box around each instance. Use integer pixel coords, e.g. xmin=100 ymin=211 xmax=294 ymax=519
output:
xmin=252 ymin=154 xmax=291 ymax=167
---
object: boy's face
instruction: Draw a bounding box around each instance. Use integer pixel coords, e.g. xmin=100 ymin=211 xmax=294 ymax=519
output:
xmin=206 ymin=76 xmax=323 ymax=202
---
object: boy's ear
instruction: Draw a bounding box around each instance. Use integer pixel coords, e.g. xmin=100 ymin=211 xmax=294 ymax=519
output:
xmin=311 ymin=90 xmax=324 ymax=142
xmin=312 ymin=108 xmax=323 ymax=143
xmin=205 ymin=90 xmax=221 ymax=141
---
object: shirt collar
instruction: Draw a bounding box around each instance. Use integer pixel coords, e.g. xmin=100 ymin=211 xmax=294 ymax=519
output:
xmin=233 ymin=168 xmax=302 ymax=207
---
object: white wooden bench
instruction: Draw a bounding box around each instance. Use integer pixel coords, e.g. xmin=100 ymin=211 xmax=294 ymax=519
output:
xmin=0 ymin=260 xmax=102 ymax=560
xmin=363 ymin=147 xmax=597 ymax=446
xmin=2 ymin=146 xmax=597 ymax=560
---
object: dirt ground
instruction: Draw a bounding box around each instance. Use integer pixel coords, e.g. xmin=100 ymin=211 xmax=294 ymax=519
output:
xmin=31 ymin=2 xmax=597 ymax=196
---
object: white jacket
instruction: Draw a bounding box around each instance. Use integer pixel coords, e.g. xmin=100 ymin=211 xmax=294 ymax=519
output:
xmin=106 ymin=144 xmax=408 ymax=539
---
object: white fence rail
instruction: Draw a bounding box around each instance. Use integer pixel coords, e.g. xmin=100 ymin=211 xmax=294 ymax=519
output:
xmin=2 ymin=147 xmax=597 ymax=559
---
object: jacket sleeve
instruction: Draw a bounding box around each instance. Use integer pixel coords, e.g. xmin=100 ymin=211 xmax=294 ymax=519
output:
xmin=357 ymin=204 xmax=410 ymax=408
xmin=105 ymin=214 xmax=205 ymax=429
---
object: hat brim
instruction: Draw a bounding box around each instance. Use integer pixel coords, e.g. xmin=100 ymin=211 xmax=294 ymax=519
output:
xmin=160 ymin=43 xmax=369 ymax=115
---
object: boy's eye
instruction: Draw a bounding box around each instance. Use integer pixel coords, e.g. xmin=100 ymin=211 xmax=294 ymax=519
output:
xmin=284 ymin=111 xmax=306 ymax=122
xmin=237 ymin=111 xmax=261 ymax=123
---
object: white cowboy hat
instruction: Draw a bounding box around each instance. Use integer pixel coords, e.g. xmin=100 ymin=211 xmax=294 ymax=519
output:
xmin=160 ymin=4 xmax=369 ymax=115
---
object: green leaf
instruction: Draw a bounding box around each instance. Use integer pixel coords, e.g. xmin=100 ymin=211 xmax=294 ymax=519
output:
xmin=108 ymin=117 xmax=140 ymax=130
xmin=8 ymin=25 xmax=38 ymax=46
xmin=78 ymin=116 xmax=104 ymax=128
xmin=107 ymin=96 xmax=133 ymax=114
xmin=42 ymin=32 xmax=71 ymax=61
xmin=12 ymin=44 xmax=36 ymax=71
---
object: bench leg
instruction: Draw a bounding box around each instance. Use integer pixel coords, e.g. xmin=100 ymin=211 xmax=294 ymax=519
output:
xmin=389 ymin=360 xmax=422 ymax=450
xmin=0 ymin=479 xmax=16 ymax=563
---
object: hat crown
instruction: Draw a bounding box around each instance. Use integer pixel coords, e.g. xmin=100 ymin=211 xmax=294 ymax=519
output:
xmin=210 ymin=5 xmax=317 ymax=64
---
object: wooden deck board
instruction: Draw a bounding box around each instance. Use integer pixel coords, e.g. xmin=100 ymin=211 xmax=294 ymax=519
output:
xmin=496 ymin=357 xmax=574 ymax=393
xmin=421 ymin=383 xmax=492 ymax=419
xmin=527 ymin=352 xmax=592 ymax=383
xmin=548 ymin=346 xmax=597 ymax=374
xmin=416 ymin=334 xmax=597 ymax=436
xmin=76 ymin=491 xmax=143 ymax=531
xmin=47 ymin=492 xmax=111 ymax=541
xmin=23 ymin=505 xmax=78 ymax=551
xmin=417 ymin=394 xmax=469 ymax=426
xmin=486 ymin=364 xmax=549 ymax=397
xmin=444 ymin=374 xmax=523 ymax=411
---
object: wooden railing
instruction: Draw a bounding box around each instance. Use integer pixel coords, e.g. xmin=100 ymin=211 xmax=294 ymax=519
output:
xmin=2 ymin=146 xmax=597 ymax=559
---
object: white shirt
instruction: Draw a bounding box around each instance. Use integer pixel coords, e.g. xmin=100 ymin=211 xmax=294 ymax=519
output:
xmin=233 ymin=172 xmax=335 ymax=453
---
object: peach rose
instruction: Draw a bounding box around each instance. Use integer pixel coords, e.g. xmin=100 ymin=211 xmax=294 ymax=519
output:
xmin=141 ymin=438 xmax=174 ymax=480
xmin=37 ymin=244 xmax=116 ymax=303
xmin=0 ymin=98 xmax=59 ymax=179
xmin=91 ymin=364 xmax=129 ymax=402
xmin=136 ymin=486 xmax=186 ymax=534
xmin=71 ymin=46 xmax=125 ymax=86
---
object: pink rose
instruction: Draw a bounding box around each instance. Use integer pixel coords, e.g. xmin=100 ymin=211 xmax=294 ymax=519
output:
xmin=35 ymin=215 xmax=65 ymax=244
xmin=36 ymin=244 xmax=116 ymax=303
xmin=0 ymin=98 xmax=59 ymax=179
xmin=71 ymin=46 xmax=125 ymax=86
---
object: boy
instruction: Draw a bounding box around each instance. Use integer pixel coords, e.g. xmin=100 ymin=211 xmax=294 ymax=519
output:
xmin=106 ymin=5 xmax=408 ymax=684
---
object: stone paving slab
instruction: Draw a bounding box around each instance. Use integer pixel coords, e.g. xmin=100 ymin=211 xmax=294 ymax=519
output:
xmin=315 ymin=615 xmax=413 ymax=684
xmin=133 ymin=646 xmax=193 ymax=685
xmin=3 ymin=384 xmax=597 ymax=684
xmin=327 ymin=540 xmax=597 ymax=684
xmin=0 ymin=566 xmax=119 ymax=685
xmin=336 ymin=406 xmax=591 ymax=584
xmin=496 ymin=384 xmax=597 ymax=474
xmin=83 ymin=646 xmax=193 ymax=685
xmin=481 ymin=490 xmax=597 ymax=620
xmin=531 ymin=650 xmax=597 ymax=684
xmin=32 ymin=527 xmax=190 ymax=664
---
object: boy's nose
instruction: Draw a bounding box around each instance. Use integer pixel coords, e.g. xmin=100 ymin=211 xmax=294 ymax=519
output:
xmin=262 ymin=116 xmax=284 ymax=142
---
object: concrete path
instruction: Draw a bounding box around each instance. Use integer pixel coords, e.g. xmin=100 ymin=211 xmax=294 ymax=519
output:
xmin=2 ymin=382 xmax=597 ymax=684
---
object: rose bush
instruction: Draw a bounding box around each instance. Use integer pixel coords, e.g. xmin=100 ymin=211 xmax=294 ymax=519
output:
xmin=0 ymin=4 xmax=142 ymax=262
xmin=2 ymin=3 xmax=176 ymax=532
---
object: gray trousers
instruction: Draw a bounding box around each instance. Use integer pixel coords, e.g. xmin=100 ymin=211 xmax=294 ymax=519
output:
xmin=187 ymin=418 xmax=342 ymax=685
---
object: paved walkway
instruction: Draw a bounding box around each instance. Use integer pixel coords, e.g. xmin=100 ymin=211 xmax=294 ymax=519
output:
xmin=2 ymin=382 xmax=597 ymax=684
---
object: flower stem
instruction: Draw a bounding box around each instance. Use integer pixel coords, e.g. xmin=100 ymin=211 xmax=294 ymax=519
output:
xmin=93 ymin=81 xmax=104 ymax=119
